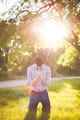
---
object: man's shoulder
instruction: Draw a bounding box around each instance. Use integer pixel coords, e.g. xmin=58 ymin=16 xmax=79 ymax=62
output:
xmin=27 ymin=64 xmax=35 ymax=71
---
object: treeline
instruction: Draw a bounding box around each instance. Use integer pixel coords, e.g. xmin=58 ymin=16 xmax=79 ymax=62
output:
xmin=1 ymin=47 xmax=80 ymax=81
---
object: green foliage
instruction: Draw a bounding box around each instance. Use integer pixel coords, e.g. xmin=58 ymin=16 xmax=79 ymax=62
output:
xmin=0 ymin=71 xmax=15 ymax=81
xmin=0 ymin=21 xmax=16 ymax=48
xmin=57 ymin=45 xmax=80 ymax=73
xmin=0 ymin=20 xmax=34 ymax=72
xmin=0 ymin=54 xmax=7 ymax=71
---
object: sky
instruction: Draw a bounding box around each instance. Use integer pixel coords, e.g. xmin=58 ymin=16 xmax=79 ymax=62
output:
xmin=0 ymin=0 xmax=43 ymax=20
xmin=0 ymin=0 xmax=18 ymax=19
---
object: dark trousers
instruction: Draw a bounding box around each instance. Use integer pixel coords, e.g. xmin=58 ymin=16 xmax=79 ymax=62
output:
xmin=24 ymin=90 xmax=50 ymax=120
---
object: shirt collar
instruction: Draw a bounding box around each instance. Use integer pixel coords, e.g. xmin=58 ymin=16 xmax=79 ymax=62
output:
xmin=34 ymin=64 xmax=43 ymax=70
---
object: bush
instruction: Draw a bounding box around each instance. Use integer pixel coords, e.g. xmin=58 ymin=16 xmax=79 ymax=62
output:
xmin=0 ymin=71 xmax=15 ymax=81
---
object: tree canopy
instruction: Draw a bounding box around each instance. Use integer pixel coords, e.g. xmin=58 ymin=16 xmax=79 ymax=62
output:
xmin=0 ymin=0 xmax=80 ymax=75
xmin=1 ymin=0 xmax=80 ymax=52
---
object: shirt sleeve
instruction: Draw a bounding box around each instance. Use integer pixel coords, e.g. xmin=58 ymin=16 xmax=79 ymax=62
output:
xmin=27 ymin=68 xmax=32 ymax=85
xmin=45 ymin=67 xmax=51 ymax=86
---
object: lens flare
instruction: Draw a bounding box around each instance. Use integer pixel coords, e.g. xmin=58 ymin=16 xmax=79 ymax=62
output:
xmin=37 ymin=19 xmax=69 ymax=47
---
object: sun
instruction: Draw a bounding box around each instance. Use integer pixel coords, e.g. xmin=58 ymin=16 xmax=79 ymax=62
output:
xmin=37 ymin=19 xmax=69 ymax=48
xmin=31 ymin=17 xmax=70 ymax=49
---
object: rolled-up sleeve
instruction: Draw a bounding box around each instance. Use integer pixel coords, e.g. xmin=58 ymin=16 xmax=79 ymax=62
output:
xmin=45 ymin=67 xmax=51 ymax=86
xmin=27 ymin=68 xmax=32 ymax=85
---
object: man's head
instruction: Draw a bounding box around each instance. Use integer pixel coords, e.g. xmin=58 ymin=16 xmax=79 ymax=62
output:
xmin=35 ymin=56 xmax=43 ymax=67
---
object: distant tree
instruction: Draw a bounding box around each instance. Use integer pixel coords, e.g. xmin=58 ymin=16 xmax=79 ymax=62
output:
xmin=0 ymin=20 xmax=33 ymax=72
xmin=0 ymin=49 xmax=7 ymax=71
xmin=57 ymin=44 xmax=80 ymax=74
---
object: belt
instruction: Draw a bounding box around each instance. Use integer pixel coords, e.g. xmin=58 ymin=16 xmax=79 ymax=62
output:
xmin=31 ymin=90 xmax=47 ymax=95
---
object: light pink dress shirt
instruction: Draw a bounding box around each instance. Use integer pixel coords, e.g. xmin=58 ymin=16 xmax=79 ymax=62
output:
xmin=27 ymin=64 xmax=51 ymax=92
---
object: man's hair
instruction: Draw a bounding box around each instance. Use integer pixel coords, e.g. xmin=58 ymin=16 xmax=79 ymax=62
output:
xmin=35 ymin=56 xmax=43 ymax=66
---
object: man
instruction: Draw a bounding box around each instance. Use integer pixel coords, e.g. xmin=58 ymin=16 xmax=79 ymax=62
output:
xmin=25 ymin=56 xmax=51 ymax=120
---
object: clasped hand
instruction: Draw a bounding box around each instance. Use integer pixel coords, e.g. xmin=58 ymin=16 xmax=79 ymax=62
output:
xmin=36 ymin=72 xmax=46 ymax=85
xmin=36 ymin=72 xmax=43 ymax=81
xmin=32 ymin=72 xmax=46 ymax=86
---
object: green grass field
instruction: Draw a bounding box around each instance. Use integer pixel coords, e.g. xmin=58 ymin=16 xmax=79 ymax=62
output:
xmin=0 ymin=79 xmax=80 ymax=120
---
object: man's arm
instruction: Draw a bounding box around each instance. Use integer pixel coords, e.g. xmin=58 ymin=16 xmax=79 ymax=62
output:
xmin=27 ymin=68 xmax=40 ymax=87
xmin=27 ymin=68 xmax=33 ymax=86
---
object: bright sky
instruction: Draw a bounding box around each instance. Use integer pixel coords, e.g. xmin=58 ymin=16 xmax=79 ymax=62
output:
xmin=0 ymin=0 xmax=44 ymax=21
xmin=0 ymin=0 xmax=18 ymax=19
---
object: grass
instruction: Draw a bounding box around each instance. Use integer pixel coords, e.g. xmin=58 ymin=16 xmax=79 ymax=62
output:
xmin=0 ymin=79 xmax=80 ymax=120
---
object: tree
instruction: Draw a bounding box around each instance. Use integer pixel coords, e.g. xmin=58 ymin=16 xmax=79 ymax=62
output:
xmin=2 ymin=0 xmax=79 ymax=51
xmin=0 ymin=0 xmax=80 ymax=75
xmin=0 ymin=20 xmax=33 ymax=72
xmin=57 ymin=43 xmax=80 ymax=75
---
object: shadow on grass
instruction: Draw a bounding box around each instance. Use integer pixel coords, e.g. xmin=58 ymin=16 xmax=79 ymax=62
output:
xmin=48 ymin=79 xmax=80 ymax=92
xmin=0 ymin=86 xmax=29 ymax=107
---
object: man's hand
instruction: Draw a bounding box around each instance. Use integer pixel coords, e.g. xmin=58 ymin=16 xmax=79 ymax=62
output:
xmin=32 ymin=79 xmax=38 ymax=86
xmin=39 ymin=74 xmax=47 ymax=85
xmin=41 ymin=79 xmax=47 ymax=85
xmin=32 ymin=72 xmax=47 ymax=86
xmin=32 ymin=72 xmax=41 ymax=87
xmin=36 ymin=71 xmax=41 ymax=79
